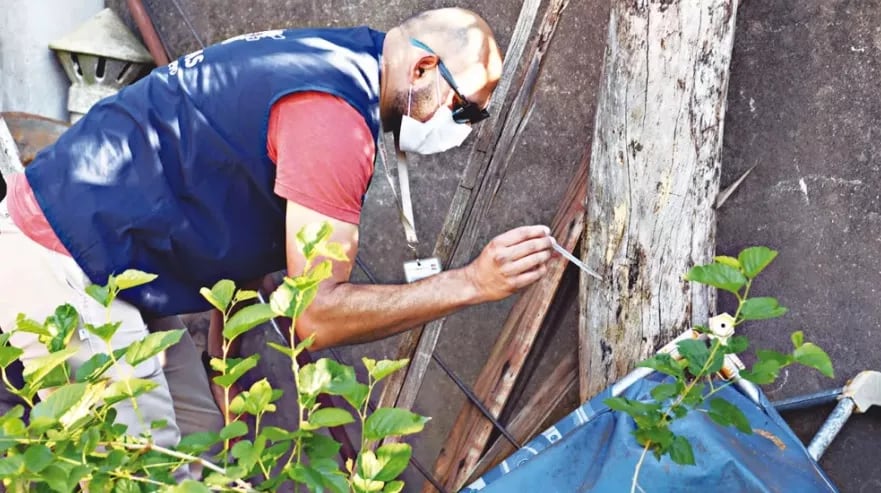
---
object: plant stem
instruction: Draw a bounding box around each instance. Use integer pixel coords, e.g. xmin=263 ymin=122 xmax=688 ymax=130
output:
xmin=112 ymin=440 xmax=256 ymax=491
xmin=0 ymin=368 xmax=33 ymax=408
xmin=284 ymin=317 xmax=304 ymax=487
xmin=631 ymin=442 xmax=650 ymax=493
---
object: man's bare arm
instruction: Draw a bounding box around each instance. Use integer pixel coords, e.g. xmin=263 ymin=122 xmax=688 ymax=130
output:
xmin=286 ymin=201 xmax=554 ymax=350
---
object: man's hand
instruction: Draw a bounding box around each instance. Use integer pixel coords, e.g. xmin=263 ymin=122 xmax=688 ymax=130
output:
xmin=464 ymin=225 xmax=554 ymax=302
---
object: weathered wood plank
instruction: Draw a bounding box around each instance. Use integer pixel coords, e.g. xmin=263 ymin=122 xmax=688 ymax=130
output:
xmin=578 ymin=0 xmax=739 ymax=401
xmin=428 ymin=105 xmax=585 ymax=492
xmin=467 ymin=349 xmax=577 ymax=484
xmin=396 ymin=0 xmax=571 ymax=430
xmin=376 ymin=0 xmax=544 ymax=413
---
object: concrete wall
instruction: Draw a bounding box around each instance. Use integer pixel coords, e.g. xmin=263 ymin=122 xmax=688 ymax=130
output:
xmin=0 ymin=0 xmax=105 ymax=119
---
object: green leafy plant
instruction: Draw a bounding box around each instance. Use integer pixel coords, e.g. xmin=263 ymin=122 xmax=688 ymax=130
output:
xmin=0 ymin=222 xmax=428 ymax=492
xmin=605 ymin=246 xmax=833 ymax=493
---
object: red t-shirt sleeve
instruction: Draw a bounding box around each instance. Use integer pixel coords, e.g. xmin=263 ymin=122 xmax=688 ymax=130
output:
xmin=267 ymin=91 xmax=375 ymax=225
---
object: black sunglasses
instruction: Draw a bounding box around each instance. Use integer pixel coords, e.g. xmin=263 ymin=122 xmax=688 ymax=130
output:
xmin=409 ymin=38 xmax=491 ymax=125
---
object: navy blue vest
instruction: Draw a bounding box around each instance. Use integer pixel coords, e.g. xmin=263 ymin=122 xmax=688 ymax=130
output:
xmin=25 ymin=27 xmax=385 ymax=317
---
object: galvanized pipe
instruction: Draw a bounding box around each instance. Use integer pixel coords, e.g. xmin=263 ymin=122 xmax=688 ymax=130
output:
xmin=771 ymin=388 xmax=844 ymax=413
xmin=807 ymin=397 xmax=855 ymax=461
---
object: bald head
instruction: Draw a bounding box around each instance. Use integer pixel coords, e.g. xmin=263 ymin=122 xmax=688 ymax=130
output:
xmin=379 ymin=8 xmax=503 ymax=136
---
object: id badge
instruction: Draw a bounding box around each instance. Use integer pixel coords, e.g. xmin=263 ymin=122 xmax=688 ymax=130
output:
xmin=403 ymin=257 xmax=442 ymax=283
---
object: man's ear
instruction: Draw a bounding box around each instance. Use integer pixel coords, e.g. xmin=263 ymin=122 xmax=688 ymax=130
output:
xmin=410 ymin=54 xmax=439 ymax=83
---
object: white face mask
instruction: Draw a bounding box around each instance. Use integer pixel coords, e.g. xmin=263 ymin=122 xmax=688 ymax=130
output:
xmin=398 ymin=72 xmax=472 ymax=155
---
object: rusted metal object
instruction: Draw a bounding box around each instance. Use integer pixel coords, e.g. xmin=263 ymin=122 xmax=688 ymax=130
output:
xmin=0 ymin=112 xmax=70 ymax=166
xmin=126 ymin=0 xmax=170 ymax=66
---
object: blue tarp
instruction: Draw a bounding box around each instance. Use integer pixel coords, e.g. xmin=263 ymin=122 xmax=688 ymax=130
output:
xmin=462 ymin=374 xmax=837 ymax=492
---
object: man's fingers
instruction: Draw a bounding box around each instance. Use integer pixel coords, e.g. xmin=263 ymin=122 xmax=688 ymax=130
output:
xmin=506 ymin=236 xmax=554 ymax=262
xmin=510 ymin=264 xmax=549 ymax=289
xmin=493 ymin=225 xmax=551 ymax=248
xmin=502 ymin=250 xmax=552 ymax=276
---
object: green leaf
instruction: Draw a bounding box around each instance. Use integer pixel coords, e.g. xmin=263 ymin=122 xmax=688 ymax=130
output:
xmin=316 ymin=241 xmax=349 ymax=262
xmin=634 ymin=426 xmax=673 ymax=450
xmin=177 ymin=431 xmax=221 ymax=455
xmin=23 ymin=444 xmax=53 ymax=473
xmin=31 ymin=383 xmax=89 ymax=422
xmin=714 ymin=255 xmax=741 ymax=270
xmin=383 ymin=481 xmax=405 ymax=493
xmin=214 ymin=354 xmax=260 ymax=388
xmin=604 ymin=397 xmax=662 ymax=420
xmin=269 ymin=283 xmax=297 ymax=317
xmin=85 ymin=284 xmax=112 ymax=307
xmin=669 ymin=435 xmax=696 ymax=465
xmin=740 ymin=297 xmax=788 ymax=321
xmin=234 ymin=289 xmax=259 ymax=304
xmin=296 ymin=222 xmax=334 ymax=259
xmin=46 ymin=305 xmax=79 ymax=352
xmin=677 ymin=339 xmax=710 ymax=376
xmin=243 ymin=378 xmax=275 ymax=416
xmin=756 ymin=349 xmax=793 ymax=367
xmin=358 ymin=450 xmax=382 ymax=480
xmin=305 ymin=408 xmax=355 ymax=430
xmin=125 ymin=329 xmax=184 ymax=367
xmin=682 ymin=383 xmax=706 ymax=407
xmin=373 ymin=443 xmax=412 ymax=481
xmin=0 ymin=345 xmax=23 ymax=370
xmin=167 ymin=480 xmax=212 ymax=493
xmin=23 ymin=347 xmax=77 ymax=387
xmin=288 ymin=463 xmax=327 ymax=492
xmin=794 ymin=343 xmax=834 ymax=378
xmin=723 ymin=336 xmax=749 ymax=354
xmin=85 ymin=322 xmax=121 ymax=343
xmin=685 ymin=263 xmax=746 ymax=294
xmin=103 ymin=378 xmax=158 ymax=406
xmin=365 ymin=359 xmax=410 ymax=383
xmin=791 ymin=331 xmax=804 ymax=348
xmin=113 ymin=269 xmax=158 ymax=290
xmin=220 ymin=421 xmax=248 ymax=440
xmin=638 ymin=353 xmax=684 ymax=378
xmin=708 ymin=398 xmax=752 ymax=434
xmin=75 ymin=352 xmax=112 ymax=382
xmin=200 ymin=279 xmax=236 ymax=313
xmin=231 ymin=440 xmax=261 ymax=471
xmin=304 ymin=433 xmax=341 ymax=460
xmin=352 ymin=472 xmax=385 ymax=493
xmin=14 ymin=315 xmax=51 ymax=337
xmin=650 ymin=383 xmax=681 ymax=402
xmin=312 ymin=457 xmax=350 ymax=493
xmin=223 ymin=303 xmax=275 ymax=340
xmin=738 ymin=246 xmax=778 ymax=279
xmin=364 ymin=408 xmax=430 ymax=441
xmin=0 ymin=455 xmax=24 ymax=477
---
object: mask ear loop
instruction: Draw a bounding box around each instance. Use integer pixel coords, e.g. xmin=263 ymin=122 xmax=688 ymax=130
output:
xmin=435 ymin=68 xmax=443 ymax=111
xmin=407 ymin=84 xmax=413 ymax=117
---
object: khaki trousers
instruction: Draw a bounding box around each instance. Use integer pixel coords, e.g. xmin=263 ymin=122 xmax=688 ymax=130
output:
xmin=0 ymin=203 xmax=223 ymax=448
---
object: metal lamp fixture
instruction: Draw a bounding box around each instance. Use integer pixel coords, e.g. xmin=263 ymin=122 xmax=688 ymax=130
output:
xmin=49 ymin=8 xmax=154 ymax=122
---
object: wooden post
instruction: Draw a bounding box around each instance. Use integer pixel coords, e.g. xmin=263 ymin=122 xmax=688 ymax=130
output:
xmin=578 ymin=0 xmax=739 ymax=401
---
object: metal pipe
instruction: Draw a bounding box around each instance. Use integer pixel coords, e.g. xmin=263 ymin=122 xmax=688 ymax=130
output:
xmin=772 ymin=388 xmax=844 ymax=413
xmin=807 ymin=397 xmax=855 ymax=461
xmin=126 ymin=0 xmax=170 ymax=65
